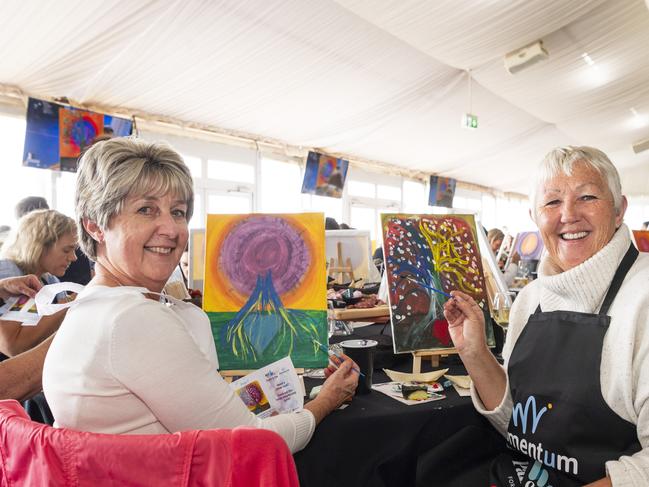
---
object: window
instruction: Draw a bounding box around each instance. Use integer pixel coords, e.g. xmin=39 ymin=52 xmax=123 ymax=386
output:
xmin=0 ymin=113 xmax=53 ymax=226
xmin=182 ymin=154 xmax=202 ymax=179
xmin=347 ymin=180 xmax=375 ymax=198
xmin=309 ymin=195 xmax=343 ymax=223
xmin=259 ymin=158 xmax=302 ymax=213
xmin=207 ymin=159 xmax=255 ymax=183
xmin=54 ymin=171 xmax=77 ymax=219
xmin=377 ymin=184 xmax=401 ymax=202
xmin=207 ymin=191 xmax=252 ymax=214
xmin=402 ymin=179 xmax=427 ymax=213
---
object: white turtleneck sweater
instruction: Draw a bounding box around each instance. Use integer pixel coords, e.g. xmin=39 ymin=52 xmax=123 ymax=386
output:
xmin=472 ymin=225 xmax=649 ymax=487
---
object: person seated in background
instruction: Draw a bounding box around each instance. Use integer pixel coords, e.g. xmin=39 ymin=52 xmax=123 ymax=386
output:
xmin=14 ymin=196 xmax=49 ymax=220
xmin=438 ymin=146 xmax=649 ymax=487
xmin=14 ymin=195 xmax=94 ymax=286
xmin=43 ymin=137 xmax=358 ymax=453
xmin=0 ymin=210 xmax=77 ymax=356
xmin=325 ymin=216 xmax=340 ymax=230
xmin=487 ymin=228 xmax=504 ymax=254
xmin=0 ymin=275 xmax=56 ymax=401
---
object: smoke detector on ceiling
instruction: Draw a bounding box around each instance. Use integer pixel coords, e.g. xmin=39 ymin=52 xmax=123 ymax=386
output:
xmin=632 ymin=136 xmax=649 ymax=154
xmin=504 ymin=40 xmax=549 ymax=74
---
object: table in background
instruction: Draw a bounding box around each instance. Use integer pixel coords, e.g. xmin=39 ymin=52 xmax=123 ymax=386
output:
xmin=294 ymin=324 xmax=490 ymax=487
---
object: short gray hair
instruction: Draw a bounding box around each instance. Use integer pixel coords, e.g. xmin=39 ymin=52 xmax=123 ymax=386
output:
xmin=75 ymin=137 xmax=194 ymax=260
xmin=0 ymin=209 xmax=76 ymax=275
xmin=530 ymin=146 xmax=623 ymax=220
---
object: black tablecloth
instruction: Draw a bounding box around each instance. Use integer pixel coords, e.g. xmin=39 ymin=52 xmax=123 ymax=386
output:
xmin=294 ymin=324 xmax=500 ymax=487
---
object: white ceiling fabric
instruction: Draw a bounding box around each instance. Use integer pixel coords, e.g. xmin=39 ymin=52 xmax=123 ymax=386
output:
xmin=1 ymin=0 xmax=649 ymax=195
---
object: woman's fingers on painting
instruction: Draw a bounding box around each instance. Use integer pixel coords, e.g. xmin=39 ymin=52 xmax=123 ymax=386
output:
xmin=449 ymin=291 xmax=484 ymax=322
xmin=444 ymin=290 xmax=487 ymax=354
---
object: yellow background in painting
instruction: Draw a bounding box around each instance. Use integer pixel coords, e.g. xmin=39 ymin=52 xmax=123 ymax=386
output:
xmin=191 ymin=230 xmax=205 ymax=281
xmin=203 ymin=213 xmax=326 ymax=312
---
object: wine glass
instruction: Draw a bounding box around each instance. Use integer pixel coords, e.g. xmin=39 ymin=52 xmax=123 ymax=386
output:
xmin=492 ymin=291 xmax=515 ymax=333
xmin=327 ymin=300 xmax=336 ymax=339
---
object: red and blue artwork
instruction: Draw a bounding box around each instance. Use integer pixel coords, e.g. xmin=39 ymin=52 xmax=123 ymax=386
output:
xmin=381 ymin=213 xmax=494 ymax=353
xmin=23 ymin=97 xmax=133 ymax=172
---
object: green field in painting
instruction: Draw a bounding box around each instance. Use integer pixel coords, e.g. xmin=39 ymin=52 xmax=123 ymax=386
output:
xmin=207 ymin=310 xmax=328 ymax=370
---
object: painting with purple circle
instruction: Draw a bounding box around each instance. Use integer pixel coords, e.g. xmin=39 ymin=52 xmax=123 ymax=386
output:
xmin=205 ymin=213 xmax=329 ymax=370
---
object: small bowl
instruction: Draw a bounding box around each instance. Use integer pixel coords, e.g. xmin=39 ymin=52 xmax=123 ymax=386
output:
xmin=360 ymin=282 xmax=380 ymax=295
xmin=332 ymin=282 xmax=351 ymax=291
xmin=330 ymin=299 xmax=348 ymax=309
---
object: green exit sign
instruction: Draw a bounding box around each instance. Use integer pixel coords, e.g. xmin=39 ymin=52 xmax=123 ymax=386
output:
xmin=462 ymin=113 xmax=478 ymax=129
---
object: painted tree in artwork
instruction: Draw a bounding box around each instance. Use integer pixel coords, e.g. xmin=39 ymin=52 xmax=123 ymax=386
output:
xmin=382 ymin=214 xmax=491 ymax=353
xmin=204 ymin=214 xmax=328 ymax=370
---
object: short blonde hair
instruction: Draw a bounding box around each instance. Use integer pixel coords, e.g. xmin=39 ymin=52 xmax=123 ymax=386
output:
xmin=75 ymin=137 xmax=194 ymax=260
xmin=0 ymin=209 xmax=77 ymax=275
xmin=487 ymin=228 xmax=504 ymax=246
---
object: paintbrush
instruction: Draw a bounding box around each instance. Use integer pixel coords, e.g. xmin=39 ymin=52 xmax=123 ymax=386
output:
xmin=313 ymin=339 xmax=365 ymax=377
xmin=401 ymin=275 xmax=453 ymax=299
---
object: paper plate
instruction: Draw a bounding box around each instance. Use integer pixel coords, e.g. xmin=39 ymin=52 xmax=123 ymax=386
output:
xmin=444 ymin=374 xmax=471 ymax=389
xmin=383 ymin=368 xmax=449 ymax=383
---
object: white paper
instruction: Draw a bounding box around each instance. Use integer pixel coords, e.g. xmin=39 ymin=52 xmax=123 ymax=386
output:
xmin=229 ymin=357 xmax=303 ymax=418
xmin=35 ymin=282 xmax=85 ymax=316
xmin=372 ymin=381 xmax=446 ymax=406
xmin=452 ymin=383 xmax=471 ymax=397
xmin=0 ymin=296 xmax=40 ymax=325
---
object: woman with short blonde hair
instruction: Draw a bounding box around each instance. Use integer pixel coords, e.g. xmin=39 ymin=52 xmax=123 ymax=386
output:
xmin=0 ymin=209 xmax=77 ymax=356
xmin=44 ymin=137 xmax=358 ymax=454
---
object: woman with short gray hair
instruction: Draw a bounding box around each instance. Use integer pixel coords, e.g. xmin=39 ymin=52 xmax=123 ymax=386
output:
xmin=43 ymin=137 xmax=358 ymax=453
xmin=433 ymin=146 xmax=649 ymax=486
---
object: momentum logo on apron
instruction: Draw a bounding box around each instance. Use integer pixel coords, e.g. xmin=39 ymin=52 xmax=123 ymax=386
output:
xmin=507 ymin=395 xmax=578 ymax=476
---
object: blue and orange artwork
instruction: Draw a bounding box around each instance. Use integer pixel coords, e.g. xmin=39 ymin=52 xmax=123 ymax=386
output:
xmin=23 ymin=97 xmax=132 ymax=172
xmin=301 ymin=151 xmax=349 ymax=199
xmin=428 ymin=176 xmax=456 ymax=208
xmin=204 ymin=213 xmax=328 ymax=370
xmin=381 ymin=213 xmax=494 ymax=353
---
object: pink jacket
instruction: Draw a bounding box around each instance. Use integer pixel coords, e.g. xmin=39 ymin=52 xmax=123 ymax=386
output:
xmin=0 ymin=400 xmax=299 ymax=486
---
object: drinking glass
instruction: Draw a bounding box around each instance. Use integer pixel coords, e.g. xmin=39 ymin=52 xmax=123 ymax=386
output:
xmin=492 ymin=291 xmax=515 ymax=333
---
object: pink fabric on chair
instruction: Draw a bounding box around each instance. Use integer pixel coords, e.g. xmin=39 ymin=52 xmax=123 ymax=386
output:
xmin=0 ymin=400 xmax=299 ymax=487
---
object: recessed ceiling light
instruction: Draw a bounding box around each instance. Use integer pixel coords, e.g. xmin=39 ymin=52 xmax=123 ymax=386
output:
xmin=581 ymin=53 xmax=595 ymax=66
xmin=628 ymin=107 xmax=649 ymax=129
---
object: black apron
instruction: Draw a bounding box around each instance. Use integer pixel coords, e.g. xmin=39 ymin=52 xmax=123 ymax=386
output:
xmin=494 ymin=244 xmax=642 ymax=486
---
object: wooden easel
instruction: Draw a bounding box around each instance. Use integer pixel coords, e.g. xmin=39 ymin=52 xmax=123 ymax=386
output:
xmin=411 ymin=348 xmax=458 ymax=372
xmin=329 ymin=242 xmax=355 ymax=284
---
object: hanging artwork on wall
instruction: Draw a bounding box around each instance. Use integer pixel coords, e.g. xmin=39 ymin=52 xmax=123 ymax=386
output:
xmin=301 ymin=151 xmax=349 ymax=198
xmin=23 ymin=97 xmax=133 ymax=172
xmin=632 ymin=230 xmax=649 ymax=252
xmin=204 ymin=213 xmax=328 ymax=370
xmin=428 ymin=176 xmax=456 ymax=208
xmin=381 ymin=213 xmax=495 ymax=354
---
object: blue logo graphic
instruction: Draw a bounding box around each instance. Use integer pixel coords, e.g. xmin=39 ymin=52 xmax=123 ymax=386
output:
xmin=512 ymin=396 xmax=549 ymax=434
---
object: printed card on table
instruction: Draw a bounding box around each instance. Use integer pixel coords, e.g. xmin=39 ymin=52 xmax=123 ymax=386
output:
xmin=229 ymin=357 xmax=304 ymax=418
